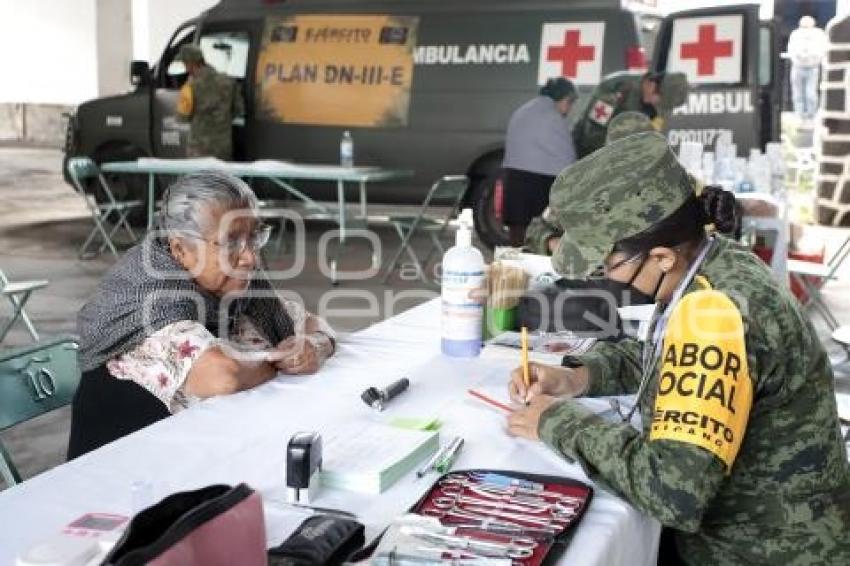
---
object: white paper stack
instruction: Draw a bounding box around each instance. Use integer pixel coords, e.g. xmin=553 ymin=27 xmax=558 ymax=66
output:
xmin=319 ymin=421 xmax=439 ymax=494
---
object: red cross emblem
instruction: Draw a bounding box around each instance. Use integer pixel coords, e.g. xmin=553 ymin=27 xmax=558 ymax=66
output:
xmin=546 ymin=30 xmax=595 ymax=77
xmin=590 ymin=100 xmax=613 ymax=125
xmin=680 ymin=24 xmax=733 ymax=76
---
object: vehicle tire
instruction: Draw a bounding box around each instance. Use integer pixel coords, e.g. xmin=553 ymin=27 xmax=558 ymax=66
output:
xmin=471 ymin=168 xmax=511 ymax=248
xmin=92 ymin=145 xmax=151 ymax=227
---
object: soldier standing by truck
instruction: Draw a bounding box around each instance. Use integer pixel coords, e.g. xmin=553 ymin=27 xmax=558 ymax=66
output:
xmin=572 ymin=70 xmax=688 ymax=158
xmin=176 ymin=45 xmax=245 ymax=160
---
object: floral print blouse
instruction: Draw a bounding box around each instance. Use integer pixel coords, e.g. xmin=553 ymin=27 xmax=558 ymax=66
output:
xmin=105 ymin=301 xmax=329 ymax=414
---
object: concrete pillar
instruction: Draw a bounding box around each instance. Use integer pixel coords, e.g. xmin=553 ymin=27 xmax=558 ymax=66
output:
xmin=96 ymin=0 xmax=133 ymax=97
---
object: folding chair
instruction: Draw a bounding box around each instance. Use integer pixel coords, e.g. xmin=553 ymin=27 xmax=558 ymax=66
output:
xmin=0 ymin=337 xmax=80 ymax=486
xmin=787 ymin=235 xmax=850 ymax=331
xmin=0 ymin=269 xmax=48 ymax=343
xmin=66 ymin=157 xmax=144 ymax=258
xmin=382 ymin=175 xmax=469 ymax=283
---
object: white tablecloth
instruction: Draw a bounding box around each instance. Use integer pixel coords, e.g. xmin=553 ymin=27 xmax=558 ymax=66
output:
xmin=0 ymin=299 xmax=659 ymax=565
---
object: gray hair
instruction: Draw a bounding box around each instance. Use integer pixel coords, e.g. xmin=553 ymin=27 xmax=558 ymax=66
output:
xmin=158 ymin=170 xmax=258 ymax=237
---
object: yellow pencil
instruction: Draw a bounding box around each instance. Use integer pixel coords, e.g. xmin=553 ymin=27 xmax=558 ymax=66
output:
xmin=521 ymin=326 xmax=530 ymax=390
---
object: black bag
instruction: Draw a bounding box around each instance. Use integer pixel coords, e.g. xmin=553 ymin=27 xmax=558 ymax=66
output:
xmin=102 ymin=483 xmax=266 ymax=566
xmin=518 ymin=278 xmax=621 ymax=339
xmin=268 ymin=514 xmax=365 ymax=566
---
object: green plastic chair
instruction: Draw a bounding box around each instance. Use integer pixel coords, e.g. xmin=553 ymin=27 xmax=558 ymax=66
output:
xmin=66 ymin=157 xmax=144 ymax=259
xmin=382 ymin=175 xmax=469 ymax=283
xmin=0 ymin=336 xmax=80 ymax=487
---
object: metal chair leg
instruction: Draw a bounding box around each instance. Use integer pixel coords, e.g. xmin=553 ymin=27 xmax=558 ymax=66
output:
xmin=0 ymin=291 xmax=36 ymax=342
xmin=80 ymin=209 xmax=119 ymax=258
xmin=382 ymin=224 xmax=412 ymax=283
xmin=422 ymin=232 xmax=447 ymax=268
xmin=798 ymin=276 xmax=840 ymax=331
xmin=117 ymin=208 xmax=138 ymax=241
xmin=0 ymin=440 xmax=22 ymax=486
xmin=11 ymin=292 xmax=39 ymax=341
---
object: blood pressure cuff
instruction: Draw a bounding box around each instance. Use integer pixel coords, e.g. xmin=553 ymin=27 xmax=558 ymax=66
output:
xmin=518 ymin=278 xmax=622 ymax=340
xmin=268 ymin=515 xmax=365 ymax=566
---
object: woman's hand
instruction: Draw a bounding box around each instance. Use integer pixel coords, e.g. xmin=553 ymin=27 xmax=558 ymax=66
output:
xmin=270 ymin=333 xmax=331 ymax=375
xmin=506 ymin=395 xmax=559 ymax=440
xmin=508 ymin=362 xmax=589 ymax=404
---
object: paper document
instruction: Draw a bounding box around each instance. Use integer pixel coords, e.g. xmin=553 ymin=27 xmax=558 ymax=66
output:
xmin=320 ymin=421 xmax=439 ymax=494
xmin=482 ymin=331 xmax=595 ymax=366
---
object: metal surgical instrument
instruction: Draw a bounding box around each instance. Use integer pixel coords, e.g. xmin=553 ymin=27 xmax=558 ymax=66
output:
xmin=461 ymin=505 xmax=569 ymax=529
xmin=432 ymin=493 xmax=575 ymax=519
xmin=441 ymin=474 xmax=583 ymax=504
xmin=420 ymin=505 xmax=561 ymax=535
xmin=400 ymin=526 xmax=536 ymax=560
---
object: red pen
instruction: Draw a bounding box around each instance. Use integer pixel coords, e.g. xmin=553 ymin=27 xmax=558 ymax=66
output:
xmin=468 ymin=389 xmax=514 ymax=413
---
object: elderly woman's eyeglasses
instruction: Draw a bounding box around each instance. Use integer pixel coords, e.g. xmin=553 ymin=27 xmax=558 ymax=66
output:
xmin=188 ymin=224 xmax=273 ymax=256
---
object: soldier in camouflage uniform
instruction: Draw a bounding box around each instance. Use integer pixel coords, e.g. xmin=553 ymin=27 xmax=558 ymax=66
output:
xmin=176 ymin=45 xmax=245 ymax=160
xmin=508 ymin=132 xmax=850 ymax=564
xmin=572 ymin=71 xmax=688 ymax=158
xmin=523 ymin=111 xmax=654 ymax=255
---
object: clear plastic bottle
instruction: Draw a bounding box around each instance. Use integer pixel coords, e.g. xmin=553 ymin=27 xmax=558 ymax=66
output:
xmin=441 ymin=209 xmax=485 ymax=357
xmin=340 ymin=130 xmax=354 ymax=167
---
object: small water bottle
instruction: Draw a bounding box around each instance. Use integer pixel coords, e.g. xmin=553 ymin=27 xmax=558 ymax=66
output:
xmin=340 ymin=130 xmax=354 ymax=167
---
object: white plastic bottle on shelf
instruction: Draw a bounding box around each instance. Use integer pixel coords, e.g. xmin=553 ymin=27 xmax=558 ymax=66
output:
xmin=765 ymin=142 xmax=787 ymax=198
xmin=340 ymin=130 xmax=354 ymax=167
xmin=441 ymin=209 xmax=485 ymax=358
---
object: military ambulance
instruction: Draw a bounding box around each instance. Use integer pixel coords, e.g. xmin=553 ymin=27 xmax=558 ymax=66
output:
xmin=64 ymin=0 xmax=779 ymax=246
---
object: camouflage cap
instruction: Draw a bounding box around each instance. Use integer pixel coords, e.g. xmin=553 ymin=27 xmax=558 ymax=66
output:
xmin=549 ymin=131 xmax=695 ymax=277
xmin=659 ymin=71 xmax=688 ymax=112
xmin=176 ymin=44 xmax=204 ymax=64
xmin=605 ymin=111 xmax=654 ymax=144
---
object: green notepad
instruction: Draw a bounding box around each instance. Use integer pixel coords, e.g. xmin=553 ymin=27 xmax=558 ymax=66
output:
xmin=320 ymin=422 xmax=439 ymax=494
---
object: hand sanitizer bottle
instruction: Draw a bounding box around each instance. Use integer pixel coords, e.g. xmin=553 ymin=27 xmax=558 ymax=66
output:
xmin=340 ymin=131 xmax=354 ymax=167
xmin=441 ymin=209 xmax=484 ymax=357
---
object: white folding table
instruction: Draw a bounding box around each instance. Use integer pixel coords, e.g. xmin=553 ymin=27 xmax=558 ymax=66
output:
xmin=0 ymin=299 xmax=660 ymax=565
xmin=100 ymin=159 xmax=414 ymax=283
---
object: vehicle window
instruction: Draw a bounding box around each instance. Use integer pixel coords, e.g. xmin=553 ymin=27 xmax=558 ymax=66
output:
xmin=758 ymin=26 xmax=771 ymax=86
xmin=640 ymin=15 xmax=662 ymax=57
xmin=161 ymin=25 xmax=196 ymax=88
xmin=199 ymin=31 xmax=251 ymax=79
xmin=664 ymin=14 xmax=744 ymax=85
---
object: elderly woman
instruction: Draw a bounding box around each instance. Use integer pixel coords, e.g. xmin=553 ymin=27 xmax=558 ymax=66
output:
xmin=68 ymin=171 xmax=335 ymax=458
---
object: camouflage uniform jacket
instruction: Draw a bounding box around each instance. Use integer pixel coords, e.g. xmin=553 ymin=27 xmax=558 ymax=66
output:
xmin=524 ymin=208 xmax=563 ymax=256
xmin=179 ymin=65 xmax=244 ymax=160
xmin=539 ymin=236 xmax=850 ymax=565
xmin=572 ymin=72 xmax=649 ymax=159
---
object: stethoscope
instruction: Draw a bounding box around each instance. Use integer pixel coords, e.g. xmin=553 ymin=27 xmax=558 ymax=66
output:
xmin=611 ymin=235 xmax=718 ymax=425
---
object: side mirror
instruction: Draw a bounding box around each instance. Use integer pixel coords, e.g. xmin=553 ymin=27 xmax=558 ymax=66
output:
xmin=130 ymin=60 xmax=151 ymax=87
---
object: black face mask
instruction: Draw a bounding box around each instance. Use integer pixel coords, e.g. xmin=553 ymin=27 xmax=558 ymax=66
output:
xmin=590 ymin=256 xmax=664 ymax=309
xmin=517 ymin=258 xmax=665 ymax=342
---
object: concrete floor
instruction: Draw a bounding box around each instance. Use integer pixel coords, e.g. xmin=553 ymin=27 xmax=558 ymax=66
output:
xmin=1 ymin=147 xmax=848 ymax=492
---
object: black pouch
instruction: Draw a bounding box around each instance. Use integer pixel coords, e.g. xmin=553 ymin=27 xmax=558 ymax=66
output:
xmin=268 ymin=514 xmax=365 ymax=566
xmin=518 ymin=278 xmax=621 ymax=339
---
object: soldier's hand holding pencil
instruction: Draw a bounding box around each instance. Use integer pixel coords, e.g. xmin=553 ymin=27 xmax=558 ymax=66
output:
xmin=508 ymin=362 xmax=590 ymax=404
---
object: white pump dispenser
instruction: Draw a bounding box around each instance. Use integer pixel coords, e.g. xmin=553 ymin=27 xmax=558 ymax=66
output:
xmin=441 ymin=208 xmax=484 ymax=357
